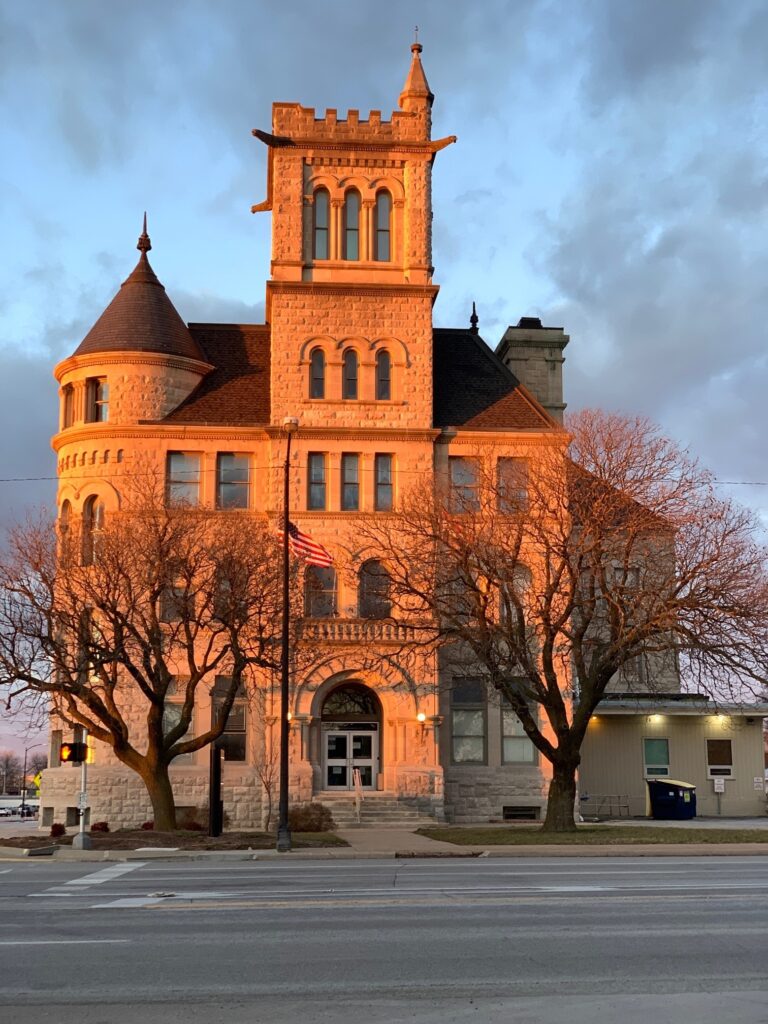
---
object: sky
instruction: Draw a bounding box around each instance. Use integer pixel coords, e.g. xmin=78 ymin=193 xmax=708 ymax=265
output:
xmin=1 ymin=0 xmax=768 ymax=748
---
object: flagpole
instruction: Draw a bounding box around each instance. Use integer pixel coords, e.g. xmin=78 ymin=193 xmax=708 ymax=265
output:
xmin=276 ymin=417 xmax=299 ymax=853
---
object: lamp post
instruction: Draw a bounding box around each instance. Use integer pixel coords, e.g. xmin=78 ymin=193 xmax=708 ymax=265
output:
xmin=20 ymin=742 xmax=43 ymax=817
xmin=276 ymin=416 xmax=299 ymax=853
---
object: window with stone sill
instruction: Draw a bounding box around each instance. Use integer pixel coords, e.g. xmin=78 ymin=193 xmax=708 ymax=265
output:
xmin=449 ymin=456 xmax=480 ymax=512
xmin=313 ymin=188 xmax=330 ymax=260
xmin=342 ymin=189 xmax=361 ymax=261
xmin=309 ymin=347 xmax=326 ymax=399
xmin=450 ymin=679 xmax=487 ymax=765
xmin=81 ymin=495 xmax=105 ymax=567
xmin=216 ymin=453 xmax=250 ymax=510
xmin=85 ymin=377 xmax=109 ymax=423
xmin=62 ymin=384 xmax=74 ymax=428
xmin=497 ymin=457 xmax=528 ymax=513
xmin=375 ymin=350 xmax=391 ymax=400
xmin=374 ymin=190 xmax=392 ymax=262
xmin=166 ymin=452 xmax=201 ymax=506
xmin=163 ymin=695 xmax=194 ymax=765
xmin=374 ymin=453 xmax=394 ymax=511
xmin=212 ymin=676 xmax=247 ymax=762
xmin=342 ymin=349 xmax=359 ymax=400
xmin=501 ymin=697 xmax=537 ymax=764
xmin=308 ymin=452 xmax=327 ymax=510
xmin=341 ymin=453 xmax=360 ymax=511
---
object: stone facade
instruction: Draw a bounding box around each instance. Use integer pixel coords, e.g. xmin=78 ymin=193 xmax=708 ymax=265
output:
xmin=42 ymin=44 xmax=564 ymax=830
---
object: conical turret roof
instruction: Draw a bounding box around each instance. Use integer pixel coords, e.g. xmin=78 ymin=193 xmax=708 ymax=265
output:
xmin=73 ymin=218 xmax=205 ymax=362
xmin=399 ymin=41 xmax=433 ymax=108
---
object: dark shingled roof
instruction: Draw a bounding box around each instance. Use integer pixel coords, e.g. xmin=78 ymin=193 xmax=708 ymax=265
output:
xmin=432 ymin=328 xmax=555 ymax=430
xmin=162 ymin=324 xmax=271 ymax=425
xmin=73 ymin=253 xmax=206 ymax=363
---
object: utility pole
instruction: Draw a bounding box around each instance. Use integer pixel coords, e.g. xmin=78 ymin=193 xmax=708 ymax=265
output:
xmin=276 ymin=417 xmax=298 ymax=853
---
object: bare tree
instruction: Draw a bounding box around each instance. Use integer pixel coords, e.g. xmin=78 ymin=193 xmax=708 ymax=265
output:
xmin=361 ymin=410 xmax=768 ymax=831
xmin=0 ymin=750 xmax=21 ymax=794
xmin=0 ymin=486 xmax=287 ymax=830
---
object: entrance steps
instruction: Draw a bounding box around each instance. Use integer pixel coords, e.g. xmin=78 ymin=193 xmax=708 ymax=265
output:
xmin=315 ymin=791 xmax=444 ymax=828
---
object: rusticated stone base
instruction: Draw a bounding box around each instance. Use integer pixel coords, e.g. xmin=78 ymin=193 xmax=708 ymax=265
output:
xmin=443 ymin=766 xmax=549 ymax=823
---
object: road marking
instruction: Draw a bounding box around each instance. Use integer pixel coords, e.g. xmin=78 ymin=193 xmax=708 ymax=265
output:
xmin=0 ymin=939 xmax=129 ymax=946
xmin=63 ymin=862 xmax=146 ymax=887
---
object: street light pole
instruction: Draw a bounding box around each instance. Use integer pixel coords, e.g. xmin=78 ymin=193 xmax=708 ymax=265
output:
xmin=276 ymin=417 xmax=299 ymax=853
xmin=20 ymin=742 xmax=42 ymax=817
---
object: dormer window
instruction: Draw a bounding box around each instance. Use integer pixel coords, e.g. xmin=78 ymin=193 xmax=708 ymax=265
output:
xmin=342 ymin=189 xmax=360 ymax=260
xmin=374 ymin=191 xmax=392 ymax=261
xmin=85 ymin=377 xmax=109 ymax=423
xmin=313 ymin=188 xmax=330 ymax=260
xmin=342 ymin=349 xmax=358 ymax=399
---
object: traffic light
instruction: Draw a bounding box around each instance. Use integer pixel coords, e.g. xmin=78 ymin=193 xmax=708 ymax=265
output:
xmin=59 ymin=742 xmax=87 ymax=765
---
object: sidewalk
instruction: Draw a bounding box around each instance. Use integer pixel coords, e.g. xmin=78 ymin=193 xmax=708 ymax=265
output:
xmin=3 ymin=822 xmax=768 ymax=862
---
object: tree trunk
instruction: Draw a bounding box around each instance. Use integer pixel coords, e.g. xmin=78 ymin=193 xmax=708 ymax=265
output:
xmin=542 ymin=759 xmax=578 ymax=832
xmin=139 ymin=764 xmax=177 ymax=831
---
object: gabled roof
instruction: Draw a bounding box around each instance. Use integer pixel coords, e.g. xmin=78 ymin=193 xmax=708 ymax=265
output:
xmin=161 ymin=324 xmax=271 ymax=425
xmin=432 ymin=328 xmax=558 ymax=431
xmin=73 ymin=227 xmax=205 ymax=363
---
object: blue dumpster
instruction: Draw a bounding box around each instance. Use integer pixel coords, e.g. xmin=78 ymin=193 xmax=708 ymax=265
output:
xmin=646 ymin=779 xmax=697 ymax=820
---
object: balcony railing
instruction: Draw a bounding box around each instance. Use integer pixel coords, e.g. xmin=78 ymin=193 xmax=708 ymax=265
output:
xmin=300 ymin=618 xmax=417 ymax=645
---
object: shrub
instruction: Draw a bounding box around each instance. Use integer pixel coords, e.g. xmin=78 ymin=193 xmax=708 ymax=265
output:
xmin=287 ymin=802 xmax=336 ymax=833
xmin=91 ymin=821 xmax=110 ymax=833
xmin=49 ymin=822 xmax=66 ymax=839
xmin=140 ymin=820 xmax=154 ymax=831
xmin=182 ymin=820 xmax=205 ymax=832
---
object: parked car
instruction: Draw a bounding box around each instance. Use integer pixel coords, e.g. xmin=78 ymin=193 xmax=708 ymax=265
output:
xmin=16 ymin=805 xmax=37 ymax=817
xmin=0 ymin=807 xmax=13 ymax=817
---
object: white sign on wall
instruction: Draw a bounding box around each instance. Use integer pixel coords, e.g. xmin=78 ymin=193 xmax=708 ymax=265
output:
xmin=713 ymin=778 xmax=725 ymax=794
xmin=754 ymin=777 xmax=764 ymax=791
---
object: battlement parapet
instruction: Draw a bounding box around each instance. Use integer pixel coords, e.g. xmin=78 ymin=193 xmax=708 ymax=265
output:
xmin=272 ymin=102 xmax=429 ymax=144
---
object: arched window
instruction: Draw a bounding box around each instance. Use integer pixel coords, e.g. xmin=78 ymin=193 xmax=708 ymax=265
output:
xmin=313 ymin=188 xmax=329 ymax=260
xmin=62 ymin=385 xmax=74 ymax=429
xmin=309 ymin=348 xmax=325 ymax=399
xmin=304 ymin=566 xmax=338 ymax=618
xmin=82 ymin=495 xmax=105 ymax=566
xmin=342 ymin=349 xmax=358 ymax=400
xmin=374 ymin=191 xmax=391 ymax=261
xmin=359 ymin=560 xmax=392 ymax=619
xmin=59 ymin=500 xmax=71 ymax=537
xmin=375 ymin=350 xmax=391 ymax=401
xmin=322 ymin=682 xmax=380 ymax=720
xmin=343 ymin=189 xmax=360 ymax=260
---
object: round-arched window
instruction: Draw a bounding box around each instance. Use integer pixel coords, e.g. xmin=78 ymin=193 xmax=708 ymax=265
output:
xmin=309 ymin=348 xmax=325 ymax=399
xmin=342 ymin=349 xmax=358 ymax=400
xmin=322 ymin=682 xmax=380 ymax=720
xmin=313 ymin=188 xmax=330 ymax=260
xmin=358 ymin=560 xmax=392 ymax=619
xmin=343 ymin=189 xmax=360 ymax=260
xmin=374 ymin=191 xmax=391 ymax=261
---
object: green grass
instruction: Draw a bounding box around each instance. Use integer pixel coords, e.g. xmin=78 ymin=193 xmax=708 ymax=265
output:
xmin=417 ymin=825 xmax=768 ymax=846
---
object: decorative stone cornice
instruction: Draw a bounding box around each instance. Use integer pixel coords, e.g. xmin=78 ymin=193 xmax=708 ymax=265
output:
xmin=54 ymin=350 xmax=214 ymax=382
xmin=267 ymin=280 xmax=439 ymax=300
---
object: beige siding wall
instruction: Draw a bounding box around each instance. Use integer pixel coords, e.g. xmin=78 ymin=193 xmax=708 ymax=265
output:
xmin=580 ymin=714 xmax=767 ymax=818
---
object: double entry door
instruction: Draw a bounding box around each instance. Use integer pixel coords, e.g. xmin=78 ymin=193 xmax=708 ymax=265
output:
xmin=324 ymin=725 xmax=378 ymax=790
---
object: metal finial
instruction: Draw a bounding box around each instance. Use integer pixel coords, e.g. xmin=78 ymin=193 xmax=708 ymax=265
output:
xmin=137 ymin=211 xmax=152 ymax=254
xmin=470 ymin=301 xmax=479 ymax=334
xmin=412 ymin=25 xmax=422 ymax=53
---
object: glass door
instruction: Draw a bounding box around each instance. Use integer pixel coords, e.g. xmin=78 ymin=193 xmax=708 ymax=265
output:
xmin=324 ymin=729 xmax=378 ymax=790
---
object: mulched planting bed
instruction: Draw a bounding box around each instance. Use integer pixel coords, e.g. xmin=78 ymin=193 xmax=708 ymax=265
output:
xmin=0 ymin=829 xmax=348 ymax=851
xmin=417 ymin=825 xmax=768 ymax=845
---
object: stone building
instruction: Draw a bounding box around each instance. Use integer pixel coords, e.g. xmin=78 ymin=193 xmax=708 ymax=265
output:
xmin=41 ymin=44 xmax=766 ymax=829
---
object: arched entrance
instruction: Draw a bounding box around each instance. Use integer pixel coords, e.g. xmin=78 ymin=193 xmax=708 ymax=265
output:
xmin=321 ymin=681 xmax=381 ymax=791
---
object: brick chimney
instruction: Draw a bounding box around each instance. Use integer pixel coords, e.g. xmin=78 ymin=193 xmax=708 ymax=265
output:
xmin=495 ymin=317 xmax=569 ymax=423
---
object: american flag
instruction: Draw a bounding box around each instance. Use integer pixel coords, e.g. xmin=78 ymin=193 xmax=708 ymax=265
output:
xmin=279 ymin=521 xmax=333 ymax=567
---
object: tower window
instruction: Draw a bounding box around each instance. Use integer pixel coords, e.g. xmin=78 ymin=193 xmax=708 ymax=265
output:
xmin=342 ymin=349 xmax=358 ymax=400
xmin=343 ymin=189 xmax=360 ymax=260
xmin=375 ymin=350 xmax=391 ymax=400
xmin=309 ymin=348 xmax=325 ymax=399
xmin=85 ymin=377 xmax=109 ymax=423
xmin=313 ymin=188 xmax=330 ymax=260
xmin=62 ymin=385 xmax=74 ymax=428
xmin=82 ymin=495 xmax=105 ymax=566
xmin=374 ymin=191 xmax=392 ymax=262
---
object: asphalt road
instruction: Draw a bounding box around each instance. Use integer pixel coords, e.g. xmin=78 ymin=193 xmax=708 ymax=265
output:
xmin=2 ymin=855 xmax=768 ymax=1023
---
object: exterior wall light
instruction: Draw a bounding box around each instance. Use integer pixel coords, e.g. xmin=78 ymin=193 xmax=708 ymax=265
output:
xmin=416 ymin=712 xmax=426 ymax=723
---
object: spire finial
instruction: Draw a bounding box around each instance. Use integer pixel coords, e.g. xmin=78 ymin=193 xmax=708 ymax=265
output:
xmin=137 ymin=211 xmax=152 ymax=254
xmin=470 ymin=301 xmax=479 ymax=334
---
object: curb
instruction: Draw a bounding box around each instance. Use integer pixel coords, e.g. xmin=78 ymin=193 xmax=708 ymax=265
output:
xmin=2 ymin=842 xmax=768 ymax=862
